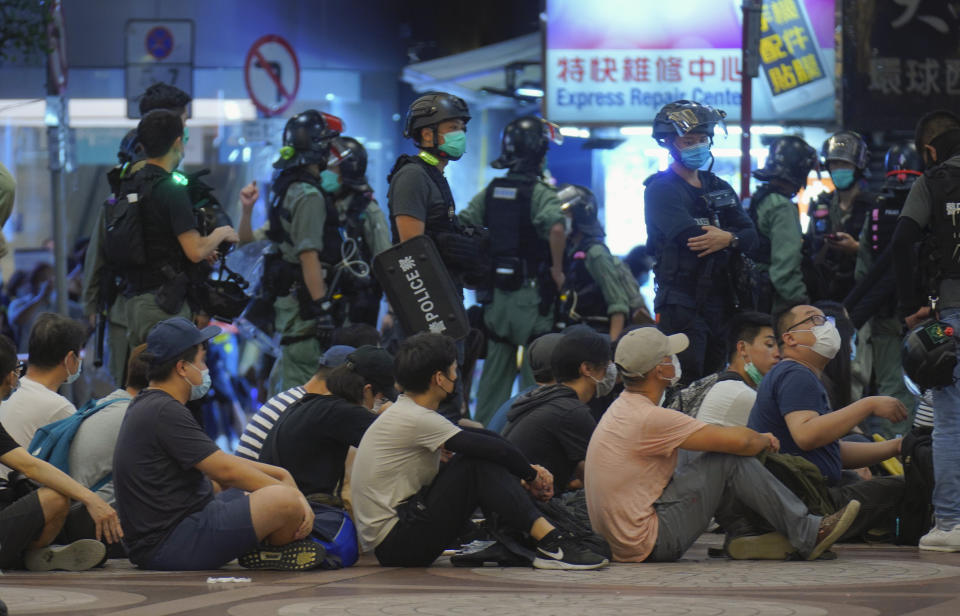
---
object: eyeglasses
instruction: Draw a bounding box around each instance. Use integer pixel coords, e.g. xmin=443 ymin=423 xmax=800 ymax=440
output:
xmin=14 ymin=361 xmax=26 ymax=378
xmin=785 ymin=314 xmax=835 ymax=332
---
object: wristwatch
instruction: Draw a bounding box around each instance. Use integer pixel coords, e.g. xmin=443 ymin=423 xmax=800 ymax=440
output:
xmin=729 ymin=233 xmax=740 ymax=249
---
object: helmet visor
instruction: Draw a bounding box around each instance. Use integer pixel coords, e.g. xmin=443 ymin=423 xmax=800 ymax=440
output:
xmin=327 ymin=137 xmax=353 ymax=167
xmin=320 ymin=112 xmax=345 ymax=136
xmin=543 ymin=120 xmax=564 ymax=146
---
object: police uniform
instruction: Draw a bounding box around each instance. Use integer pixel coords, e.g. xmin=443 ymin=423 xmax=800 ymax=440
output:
xmin=562 ymin=239 xmax=634 ymax=329
xmin=458 ymin=172 xmax=563 ymax=425
xmin=749 ymin=187 xmax=809 ymax=313
xmin=332 ymin=188 xmax=391 ymax=326
xmin=805 ymin=190 xmax=873 ymax=303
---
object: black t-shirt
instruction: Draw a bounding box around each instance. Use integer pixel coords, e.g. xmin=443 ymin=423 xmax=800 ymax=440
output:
xmin=139 ymin=164 xmax=197 ymax=271
xmin=112 ymin=389 xmax=219 ymax=563
xmin=0 ymin=422 xmax=19 ymax=458
xmin=259 ymin=394 xmax=376 ymax=496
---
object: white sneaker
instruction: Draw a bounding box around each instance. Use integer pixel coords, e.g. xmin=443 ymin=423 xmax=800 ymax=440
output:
xmin=919 ymin=526 xmax=960 ymax=552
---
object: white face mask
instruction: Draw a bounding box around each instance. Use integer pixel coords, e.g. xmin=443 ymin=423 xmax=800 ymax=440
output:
xmin=659 ymin=354 xmax=682 ymax=387
xmin=795 ymin=321 xmax=842 ymax=360
xmin=65 ymin=356 xmax=82 ymax=385
xmin=589 ymin=362 xmax=618 ymax=398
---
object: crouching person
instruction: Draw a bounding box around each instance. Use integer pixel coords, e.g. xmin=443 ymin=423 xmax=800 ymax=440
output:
xmin=351 ymin=333 xmax=608 ymax=570
xmin=113 ymin=317 xmax=320 ymax=571
xmin=585 ymin=327 xmax=861 ymax=562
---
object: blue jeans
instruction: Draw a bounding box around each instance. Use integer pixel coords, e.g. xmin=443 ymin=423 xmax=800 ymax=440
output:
xmin=932 ymin=308 xmax=960 ymax=528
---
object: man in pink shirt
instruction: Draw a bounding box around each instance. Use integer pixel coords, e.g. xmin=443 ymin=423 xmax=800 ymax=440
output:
xmin=585 ymin=327 xmax=860 ymax=562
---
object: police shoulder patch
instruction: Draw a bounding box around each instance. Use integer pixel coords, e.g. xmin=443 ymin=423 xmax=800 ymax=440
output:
xmin=493 ymin=186 xmax=518 ymax=200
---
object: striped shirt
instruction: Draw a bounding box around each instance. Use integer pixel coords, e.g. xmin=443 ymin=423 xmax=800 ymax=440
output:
xmin=236 ymin=387 xmax=306 ymax=460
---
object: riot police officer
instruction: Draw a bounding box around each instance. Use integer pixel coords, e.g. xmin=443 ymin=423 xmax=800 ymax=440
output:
xmin=805 ymin=131 xmax=875 ymax=302
xmin=644 ymin=100 xmax=758 ymax=383
xmin=458 ymin=116 xmax=566 ymax=425
xmin=317 ymin=136 xmax=391 ymax=326
xmin=254 ymin=109 xmax=346 ymax=395
xmin=748 ymin=136 xmax=819 ymax=313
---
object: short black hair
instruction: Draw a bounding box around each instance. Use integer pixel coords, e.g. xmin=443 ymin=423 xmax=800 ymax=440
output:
xmin=394 ymin=333 xmax=457 ymax=394
xmin=138 ymin=109 xmax=184 ymax=158
xmin=726 ymin=311 xmax=774 ymax=359
xmin=146 ymin=344 xmax=200 ymax=382
xmin=333 ymin=323 xmax=381 ymax=348
xmin=774 ymin=304 xmax=803 ymax=343
xmin=139 ymin=83 xmax=192 ymax=116
xmin=125 ymin=344 xmax=150 ymax=391
xmin=27 ymin=313 xmax=86 ymax=369
xmin=326 ymin=364 xmax=366 ymax=404
xmin=29 ymin=262 xmax=53 ymax=291
xmin=0 ymin=334 xmax=17 ymax=375
xmin=915 ymin=110 xmax=960 ymax=150
xmin=551 ymin=331 xmax=611 ymax=383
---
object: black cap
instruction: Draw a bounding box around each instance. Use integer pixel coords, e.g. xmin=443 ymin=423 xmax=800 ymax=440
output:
xmin=528 ymin=333 xmax=564 ymax=382
xmin=144 ymin=317 xmax=221 ymax=365
xmin=345 ymin=345 xmax=398 ymax=401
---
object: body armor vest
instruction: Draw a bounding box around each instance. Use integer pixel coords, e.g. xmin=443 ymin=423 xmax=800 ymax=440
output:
xmin=483 ymin=177 xmax=547 ymax=274
xmin=868 ymin=190 xmax=907 ymax=257
xmin=926 ymin=163 xmax=960 ymax=281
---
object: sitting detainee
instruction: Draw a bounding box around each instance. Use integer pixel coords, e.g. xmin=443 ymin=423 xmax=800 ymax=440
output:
xmin=585 ymin=327 xmax=861 ymax=562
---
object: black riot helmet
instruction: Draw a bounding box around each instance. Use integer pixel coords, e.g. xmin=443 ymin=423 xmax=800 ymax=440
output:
xmin=403 ymin=91 xmax=471 ymax=148
xmin=821 ymin=130 xmax=869 ymax=171
xmin=884 ymin=141 xmax=923 ymax=191
xmin=335 ymin=136 xmax=368 ymax=187
xmin=274 ymin=109 xmax=345 ymax=170
xmin=902 ymin=319 xmax=957 ymax=391
xmin=752 ymin=136 xmax=819 ymax=190
xmin=557 ymin=183 xmax=605 ymax=239
xmin=653 ymin=100 xmax=727 ymax=146
xmin=117 ymin=129 xmax=145 ymax=166
xmin=491 ymin=116 xmax=563 ymax=172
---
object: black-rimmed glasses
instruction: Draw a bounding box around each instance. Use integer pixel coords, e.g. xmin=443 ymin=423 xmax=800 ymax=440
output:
xmin=785 ymin=314 xmax=835 ymax=332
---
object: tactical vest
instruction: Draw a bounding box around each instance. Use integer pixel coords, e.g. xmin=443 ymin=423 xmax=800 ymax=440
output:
xmin=562 ymin=237 xmax=609 ymax=325
xmin=746 ymin=183 xmax=793 ymax=265
xmin=337 ymin=190 xmax=383 ymax=326
xmin=867 ymin=190 xmax=907 ymax=257
xmin=267 ymin=169 xmax=343 ymax=268
xmin=387 ymin=154 xmax=457 ymax=243
xmin=483 ymin=177 xmax=548 ymax=282
xmin=925 ymin=162 xmax=960 ymax=281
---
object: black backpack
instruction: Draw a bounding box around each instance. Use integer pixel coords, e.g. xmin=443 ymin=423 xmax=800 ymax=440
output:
xmin=103 ymin=167 xmax=168 ymax=270
xmin=898 ymin=427 xmax=935 ymax=545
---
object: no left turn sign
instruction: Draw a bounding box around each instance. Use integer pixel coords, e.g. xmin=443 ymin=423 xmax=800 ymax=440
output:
xmin=244 ymin=35 xmax=300 ymax=116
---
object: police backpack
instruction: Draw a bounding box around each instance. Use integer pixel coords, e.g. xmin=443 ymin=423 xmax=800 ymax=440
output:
xmin=102 ymin=166 xmax=168 ymax=271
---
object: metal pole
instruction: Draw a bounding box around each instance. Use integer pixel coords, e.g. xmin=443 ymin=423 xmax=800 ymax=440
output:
xmin=741 ymin=1 xmax=763 ymax=200
xmin=46 ymin=96 xmax=69 ymax=318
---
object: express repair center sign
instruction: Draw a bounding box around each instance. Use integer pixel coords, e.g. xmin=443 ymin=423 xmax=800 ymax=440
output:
xmin=544 ymin=0 xmax=835 ymax=124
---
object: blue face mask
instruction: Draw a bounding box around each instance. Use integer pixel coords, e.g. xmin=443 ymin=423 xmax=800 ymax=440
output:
xmin=678 ymin=142 xmax=712 ymax=170
xmin=65 ymin=356 xmax=82 ymax=385
xmin=184 ymin=362 xmax=212 ymax=401
xmin=831 ymin=168 xmax=856 ymax=190
xmin=438 ymin=130 xmax=467 ymax=160
xmin=320 ymin=169 xmax=341 ymax=193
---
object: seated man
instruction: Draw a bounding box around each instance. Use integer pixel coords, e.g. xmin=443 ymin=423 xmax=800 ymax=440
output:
xmin=486 ymin=333 xmax=563 ymax=434
xmin=67 ymin=344 xmax=149 ymax=504
xmin=697 ymin=312 xmax=781 ymax=427
xmin=351 ymin=333 xmax=608 ymax=570
xmin=747 ymin=304 xmax=907 ymax=538
xmin=0 ymin=312 xmax=85 ymax=477
xmin=0 ymin=334 xmax=123 ymax=571
xmin=236 ymin=345 xmax=354 ymax=461
xmin=260 ymin=345 xmax=396 ymax=498
xmin=503 ymin=330 xmax=611 ymax=494
xmin=113 ymin=317 xmax=320 ymax=571
xmin=586 ymin=327 xmax=860 ymax=562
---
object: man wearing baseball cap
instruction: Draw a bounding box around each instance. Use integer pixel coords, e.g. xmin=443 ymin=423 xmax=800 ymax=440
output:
xmin=113 ymin=317 xmax=321 ymax=571
xmin=585 ymin=326 xmax=861 ymax=563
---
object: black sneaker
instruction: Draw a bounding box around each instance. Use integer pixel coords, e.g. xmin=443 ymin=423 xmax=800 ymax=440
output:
xmin=24 ymin=539 xmax=107 ymax=572
xmin=238 ymin=539 xmax=325 ymax=571
xmin=532 ymin=530 xmax=608 ymax=571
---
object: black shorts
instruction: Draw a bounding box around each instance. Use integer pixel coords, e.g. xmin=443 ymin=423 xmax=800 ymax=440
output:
xmin=0 ymin=490 xmax=45 ymax=569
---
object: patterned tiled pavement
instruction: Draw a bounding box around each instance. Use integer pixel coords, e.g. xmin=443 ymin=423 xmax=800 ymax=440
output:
xmin=2 ymin=535 xmax=959 ymax=615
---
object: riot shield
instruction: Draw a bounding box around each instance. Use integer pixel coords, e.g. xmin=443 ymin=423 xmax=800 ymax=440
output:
xmin=373 ymin=235 xmax=469 ymax=341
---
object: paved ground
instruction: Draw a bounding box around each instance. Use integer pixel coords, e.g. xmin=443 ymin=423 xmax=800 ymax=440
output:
xmin=1 ymin=535 xmax=959 ymax=615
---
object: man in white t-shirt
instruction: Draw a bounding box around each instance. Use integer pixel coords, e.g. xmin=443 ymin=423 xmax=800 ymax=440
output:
xmin=0 ymin=313 xmax=86 ymax=477
xmin=351 ymin=333 xmax=608 ymax=570
xmin=696 ymin=312 xmax=781 ymax=427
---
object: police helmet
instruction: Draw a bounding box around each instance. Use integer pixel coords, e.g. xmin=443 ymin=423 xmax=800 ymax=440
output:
xmin=557 ymin=183 xmax=605 ymax=239
xmin=821 ymin=130 xmax=869 ymax=171
xmin=902 ymin=319 xmax=957 ymax=391
xmin=403 ymin=92 xmax=471 ymax=144
xmin=335 ymin=136 xmax=368 ymax=186
xmin=653 ymin=100 xmax=727 ymax=145
xmin=884 ymin=141 xmax=923 ymax=191
xmin=752 ymin=136 xmax=819 ymax=189
xmin=491 ymin=116 xmax=563 ymax=171
xmin=117 ymin=129 xmax=144 ymax=166
xmin=274 ymin=110 xmax=345 ymax=170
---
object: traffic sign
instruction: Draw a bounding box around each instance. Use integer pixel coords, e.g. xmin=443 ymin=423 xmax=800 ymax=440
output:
xmin=146 ymin=26 xmax=174 ymax=60
xmin=244 ymin=35 xmax=301 ymax=117
xmin=125 ymin=20 xmax=194 ymax=118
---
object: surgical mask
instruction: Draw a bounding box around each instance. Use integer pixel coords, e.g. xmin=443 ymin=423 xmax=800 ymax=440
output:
xmin=678 ymin=143 xmax=711 ymax=170
xmin=183 ymin=126 xmax=190 ymax=144
xmin=744 ymin=361 xmax=764 ymax=387
xmin=796 ymin=321 xmax=842 ymax=360
xmin=320 ymin=169 xmax=341 ymax=193
xmin=438 ymin=130 xmax=467 ymax=160
xmin=831 ymin=168 xmax=856 ymax=190
xmin=590 ymin=363 xmax=618 ymax=398
xmin=660 ymin=354 xmax=682 ymax=387
xmin=65 ymin=357 xmax=82 ymax=385
xmin=184 ymin=362 xmax=212 ymax=400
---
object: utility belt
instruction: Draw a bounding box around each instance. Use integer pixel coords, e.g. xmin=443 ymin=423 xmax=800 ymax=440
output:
xmin=262 ymin=252 xmax=346 ymax=335
xmin=491 ymin=256 xmax=541 ymax=292
xmin=125 ymin=264 xmax=191 ymax=314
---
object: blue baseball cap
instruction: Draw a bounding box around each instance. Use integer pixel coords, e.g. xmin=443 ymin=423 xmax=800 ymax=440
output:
xmin=145 ymin=317 xmax=221 ymax=365
xmin=318 ymin=345 xmax=355 ymax=370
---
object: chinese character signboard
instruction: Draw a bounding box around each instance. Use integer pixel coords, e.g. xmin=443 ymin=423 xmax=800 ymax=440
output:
xmin=544 ymin=0 xmax=835 ymax=124
xmin=842 ymin=0 xmax=960 ymax=132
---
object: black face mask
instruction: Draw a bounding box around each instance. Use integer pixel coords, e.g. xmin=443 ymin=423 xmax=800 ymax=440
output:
xmin=927 ymin=128 xmax=960 ymax=167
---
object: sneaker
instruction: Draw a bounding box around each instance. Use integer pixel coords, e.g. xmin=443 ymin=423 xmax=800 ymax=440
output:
xmin=919 ymin=526 xmax=960 ymax=552
xmin=24 ymin=539 xmax=107 ymax=572
xmin=727 ymin=532 xmax=796 ymax=560
xmin=532 ymin=530 xmax=608 ymax=571
xmin=238 ymin=539 xmax=325 ymax=571
xmin=807 ymin=500 xmax=861 ymax=561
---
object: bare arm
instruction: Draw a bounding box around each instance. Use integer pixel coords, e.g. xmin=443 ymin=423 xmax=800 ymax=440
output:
xmin=680 ymin=424 xmax=779 ymax=456
xmin=395 ymin=214 xmax=425 ymax=242
xmin=608 ymin=312 xmax=626 ymax=343
xmin=784 ymin=396 xmax=907 ymax=451
xmin=177 ymin=227 xmax=239 ymax=263
xmin=232 ymin=455 xmax=297 ymax=489
xmin=839 ymin=439 xmax=901 ymax=469
xmin=237 ymin=181 xmax=259 ymax=244
xmin=195 ymin=449 xmax=285 ymax=492
xmin=299 ymin=251 xmax=326 ymax=301
xmin=548 ymin=221 xmax=566 ymax=290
